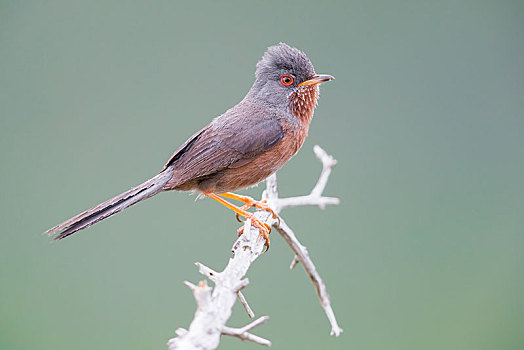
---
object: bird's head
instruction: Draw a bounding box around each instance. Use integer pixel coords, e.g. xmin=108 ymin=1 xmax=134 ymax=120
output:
xmin=248 ymin=43 xmax=334 ymax=122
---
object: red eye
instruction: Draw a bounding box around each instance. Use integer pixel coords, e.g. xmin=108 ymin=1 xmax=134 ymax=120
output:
xmin=280 ymin=75 xmax=294 ymax=86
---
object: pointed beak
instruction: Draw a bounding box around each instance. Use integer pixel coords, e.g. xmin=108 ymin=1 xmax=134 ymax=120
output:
xmin=297 ymin=74 xmax=335 ymax=87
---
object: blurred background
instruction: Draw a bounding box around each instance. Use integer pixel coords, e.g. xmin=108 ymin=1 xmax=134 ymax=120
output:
xmin=1 ymin=1 xmax=523 ymax=349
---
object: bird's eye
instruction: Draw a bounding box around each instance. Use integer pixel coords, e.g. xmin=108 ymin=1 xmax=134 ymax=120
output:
xmin=280 ymin=75 xmax=294 ymax=86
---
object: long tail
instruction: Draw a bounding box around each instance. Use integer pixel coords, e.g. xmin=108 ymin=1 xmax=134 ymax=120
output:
xmin=46 ymin=166 xmax=174 ymax=240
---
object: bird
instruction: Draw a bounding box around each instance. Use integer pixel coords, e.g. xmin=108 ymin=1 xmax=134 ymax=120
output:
xmin=46 ymin=43 xmax=334 ymax=249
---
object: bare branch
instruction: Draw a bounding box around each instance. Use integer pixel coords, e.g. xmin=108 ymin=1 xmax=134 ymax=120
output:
xmin=195 ymin=262 xmax=217 ymax=281
xmin=167 ymin=145 xmax=342 ymax=349
xmin=264 ymin=145 xmax=343 ymax=336
xmin=233 ymin=278 xmax=250 ymax=293
xmin=174 ymin=328 xmax=187 ymax=337
xmin=274 ymin=218 xmax=343 ymax=336
xmin=237 ymin=315 xmax=270 ymax=332
xmin=311 ymin=145 xmax=337 ymax=196
xmin=167 ymin=214 xmax=269 ymax=350
xmin=183 ymin=281 xmax=197 ymax=291
xmin=196 ymin=261 xmax=255 ymax=318
xmin=222 ymin=316 xmax=271 ymax=346
xmin=272 ymin=145 xmax=340 ymax=211
xmin=237 ymin=290 xmax=255 ymax=319
xmin=276 ymin=194 xmax=339 ymax=211
xmin=289 ymin=255 xmax=300 ymax=270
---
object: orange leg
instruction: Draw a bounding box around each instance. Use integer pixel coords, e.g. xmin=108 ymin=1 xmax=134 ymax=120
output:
xmin=219 ymin=192 xmax=279 ymax=220
xmin=205 ymin=193 xmax=271 ymax=251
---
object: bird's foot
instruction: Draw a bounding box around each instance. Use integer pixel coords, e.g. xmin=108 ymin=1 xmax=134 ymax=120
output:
xmin=237 ymin=215 xmax=271 ymax=252
xmin=205 ymin=192 xmax=271 ymax=252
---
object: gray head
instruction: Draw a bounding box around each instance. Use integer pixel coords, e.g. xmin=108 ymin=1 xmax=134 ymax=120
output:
xmin=247 ymin=43 xmax=334 ymax=112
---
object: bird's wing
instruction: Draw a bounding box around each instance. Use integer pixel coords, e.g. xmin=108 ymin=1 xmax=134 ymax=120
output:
xmin=168 ymin=107 xmax=284 ymax=183
xmin=163 ymin=125 xmax=211 ymax=170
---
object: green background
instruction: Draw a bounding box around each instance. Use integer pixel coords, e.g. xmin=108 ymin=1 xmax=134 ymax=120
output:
xmin=1 ymin=1 xmax=523 ymax=349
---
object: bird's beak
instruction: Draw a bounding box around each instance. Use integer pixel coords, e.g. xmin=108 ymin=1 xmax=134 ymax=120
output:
xmin=297 ymin=74 xmax=335 ymax=87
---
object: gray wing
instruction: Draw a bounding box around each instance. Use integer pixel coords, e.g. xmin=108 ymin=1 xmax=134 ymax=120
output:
xmin=168 ymin=106 xmax=284 ymax=184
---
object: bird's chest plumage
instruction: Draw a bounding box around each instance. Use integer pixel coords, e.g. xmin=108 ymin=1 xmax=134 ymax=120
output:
xmin=246 ymin=86 xmax=320 ymax=175
xmin=204 ymin=119 xmax=302 ymax=192
xmin=287 ymin=84 xmax=319 ymax=151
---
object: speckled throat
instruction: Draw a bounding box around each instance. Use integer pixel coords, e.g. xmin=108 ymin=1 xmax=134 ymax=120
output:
xmin=289 ymin=84 xmax=320 ymax=125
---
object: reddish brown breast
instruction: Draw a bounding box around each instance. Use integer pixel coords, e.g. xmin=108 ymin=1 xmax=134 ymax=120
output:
xmin=289 ymin=84 xmax=320 ymax=151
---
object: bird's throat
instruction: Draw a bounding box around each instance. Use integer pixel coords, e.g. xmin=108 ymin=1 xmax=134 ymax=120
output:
xmin=290 ymin=85 xmax=319 ymax=125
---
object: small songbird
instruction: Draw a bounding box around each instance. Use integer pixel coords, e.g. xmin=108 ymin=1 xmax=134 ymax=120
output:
xmin=46 ymin=43 xmax=334 ymax=248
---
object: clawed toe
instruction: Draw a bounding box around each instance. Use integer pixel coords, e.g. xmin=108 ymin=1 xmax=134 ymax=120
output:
xmin=254 ymin=219 xmax=271 ymax=253
xmin=236 ymin=215 xmax=271 ymax=252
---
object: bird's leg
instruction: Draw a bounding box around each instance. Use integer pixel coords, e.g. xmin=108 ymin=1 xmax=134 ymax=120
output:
xmin=220 ymin=193 xmax=280 ymax=233
xmin=205 ymin=193 xmax=271 ymax=251
xmin=218 ymin=192 xmax=279 ymax=221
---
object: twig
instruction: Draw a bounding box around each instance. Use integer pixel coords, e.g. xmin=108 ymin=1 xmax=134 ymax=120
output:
xmin=237 ymin=290 xmax=255 ymax=319
xmin=272 ymin=145 xmax=340 ymax=211
xmin=222 ymin=316 xmax=271 ymax=347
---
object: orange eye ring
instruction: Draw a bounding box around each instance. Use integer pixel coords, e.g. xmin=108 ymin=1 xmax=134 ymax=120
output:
xmin=280 ymin=75 xmax=294 ymax=86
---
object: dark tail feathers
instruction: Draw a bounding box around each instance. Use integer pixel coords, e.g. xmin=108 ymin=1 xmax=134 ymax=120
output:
xmin=46 ymin=167 xmax=174 ymax=240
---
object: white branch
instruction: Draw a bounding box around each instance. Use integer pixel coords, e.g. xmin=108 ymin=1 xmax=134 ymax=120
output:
xmin=272 ymin=145 xmax=340 ymax=211
xmin=195 ymin=261 xmax=254 ymax=318
xmin=222 ymin=316 xmax=271 ymax=347
xmin=236 ymin=289 xmax=255 ymax=319
xmin=273 ymin=218 xmax=342 ymax=336
xmin=167 ymin=217 xmax=270 ymax=350
xmin=167 ymin=145 xmax=342 ymax=349
xmin=264 ymin=145 xmax=343 ymax=336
